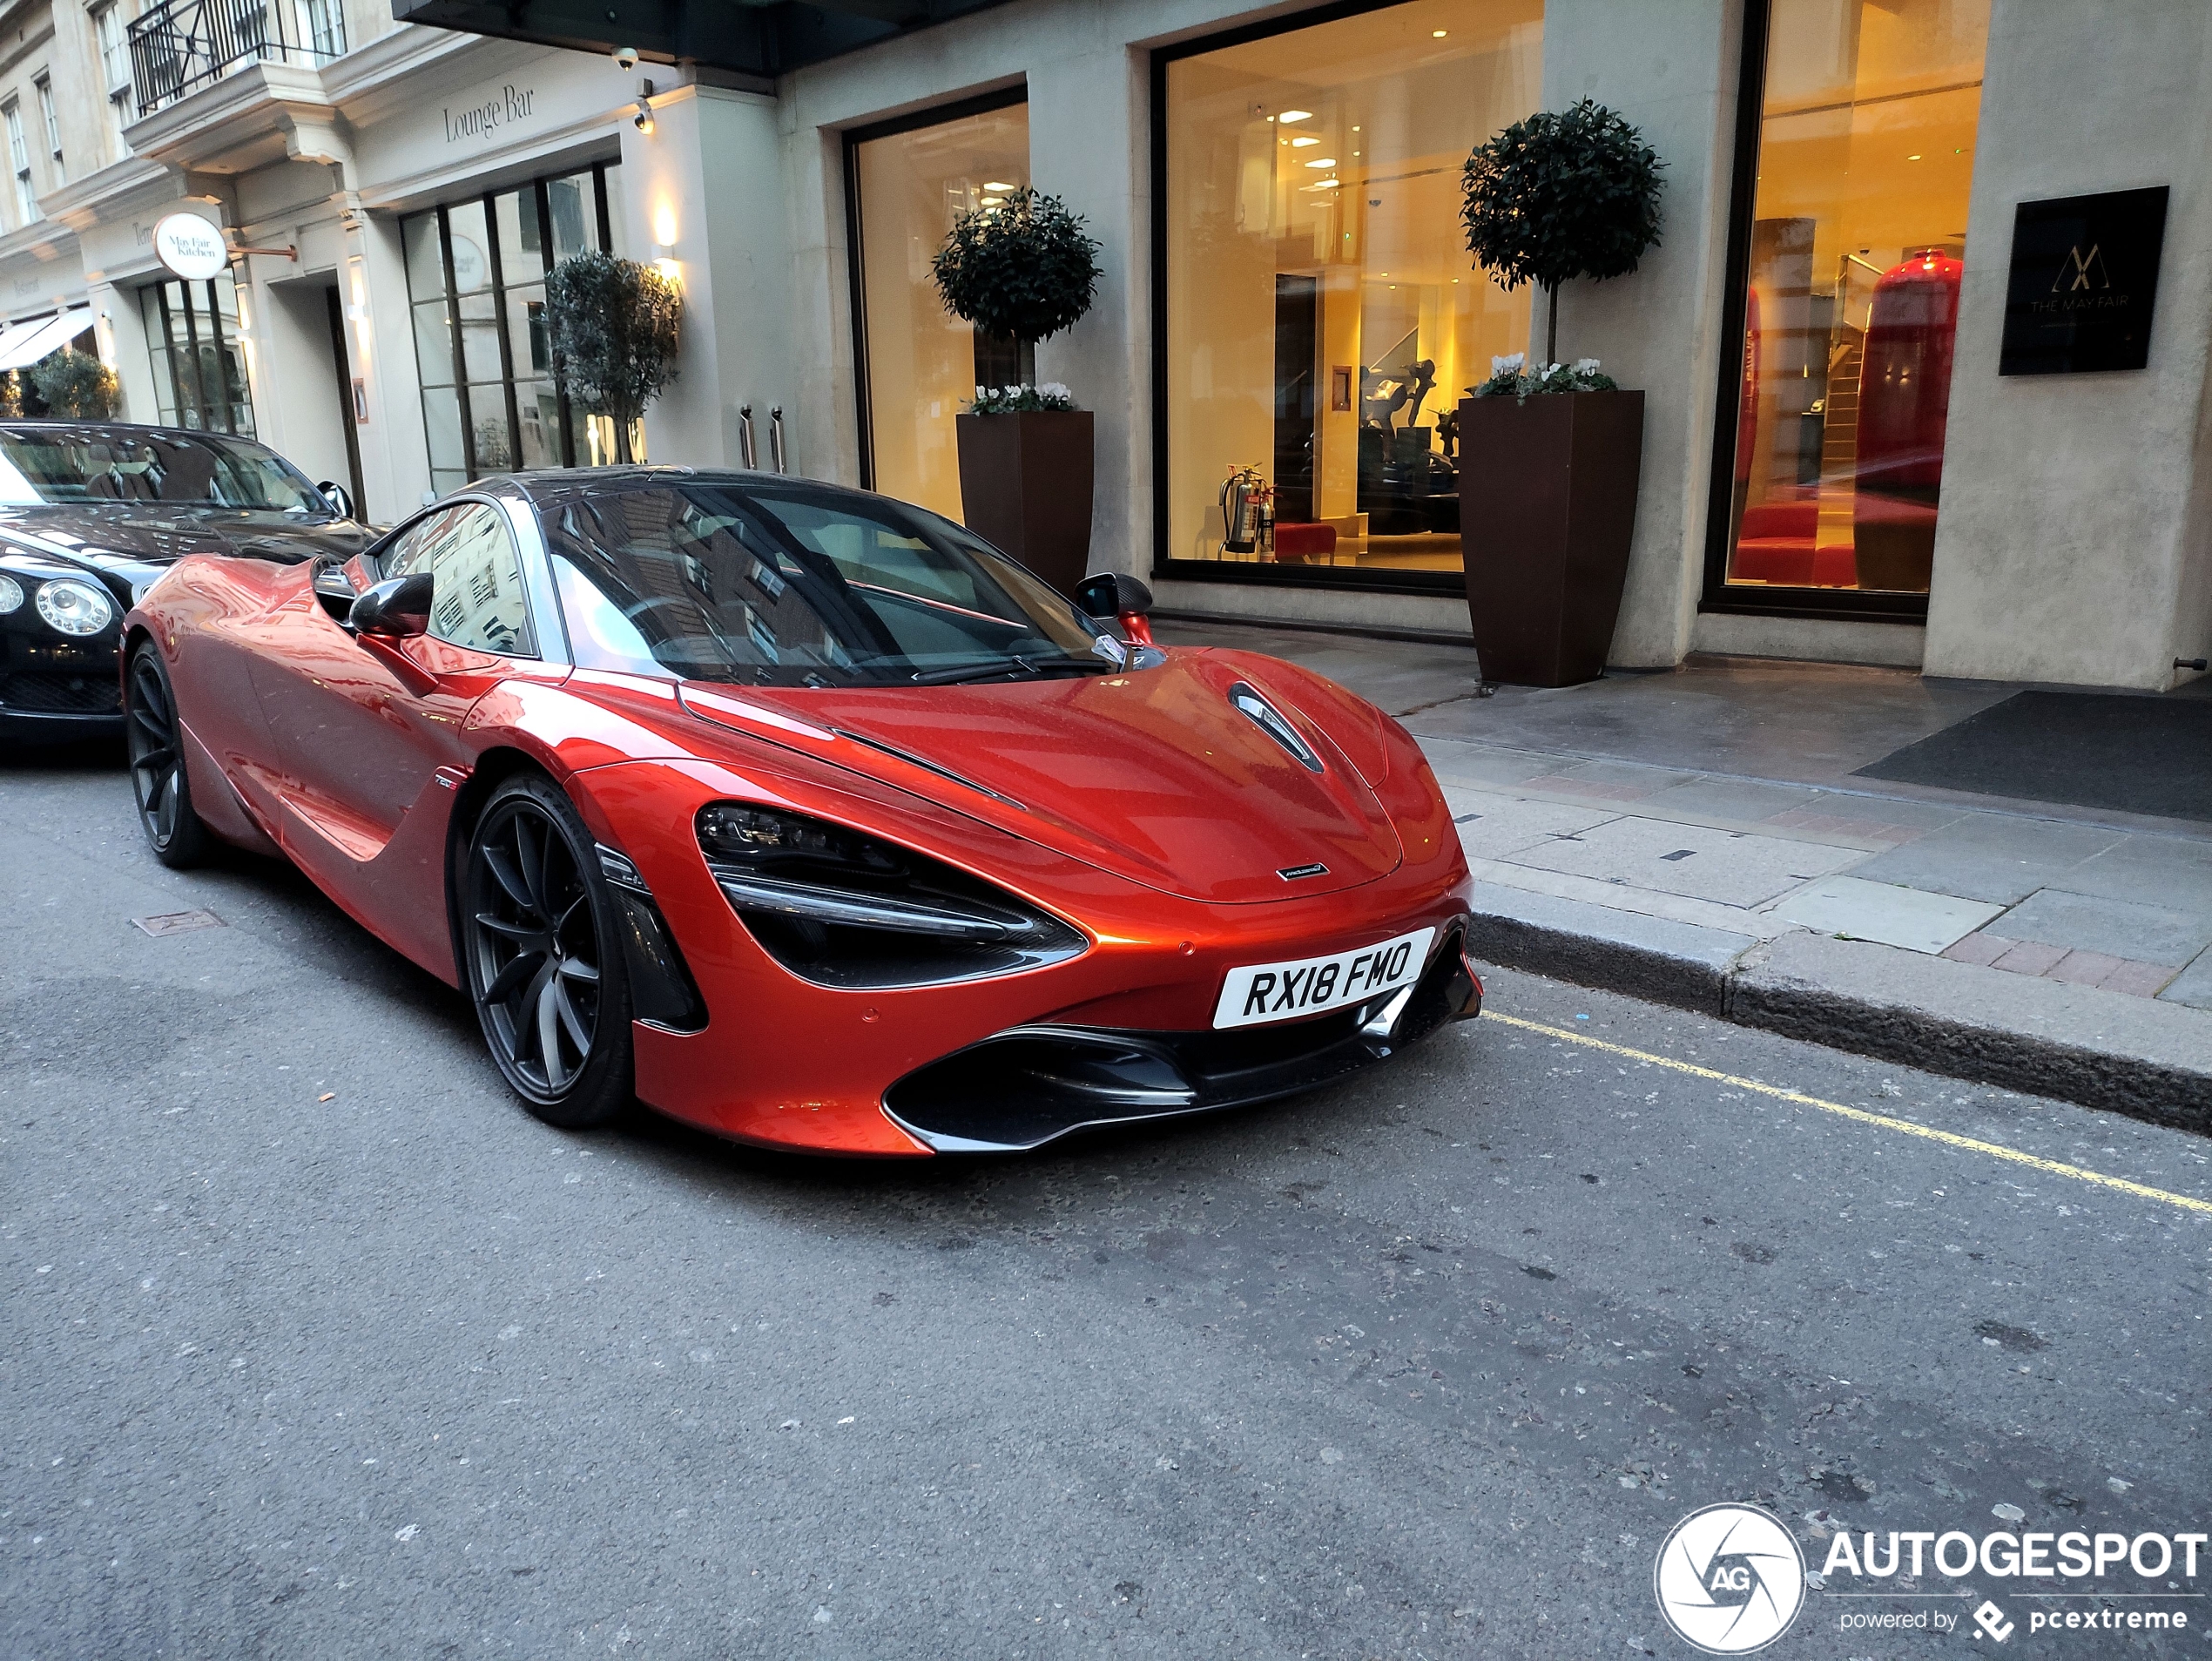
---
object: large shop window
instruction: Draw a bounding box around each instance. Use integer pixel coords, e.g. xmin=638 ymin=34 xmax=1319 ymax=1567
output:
xmin=1157 ymin=0 xmax=1541 ymax=588
xmin=140 ymin=274 xmax=255 ymax=436
xmin=846 ymin=91 xmax=1030 ymax=522
xmin=1710 ymin=0 xmax=1989 ymax=610
xmin=402 ymin=162 xmax=627 ymax=496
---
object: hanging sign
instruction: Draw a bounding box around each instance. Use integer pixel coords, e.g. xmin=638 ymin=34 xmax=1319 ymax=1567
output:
xmin=152 ymin=213 xmax=230 ymax=281
xmin=1999 ymin=186 xmax=2168 ymax=375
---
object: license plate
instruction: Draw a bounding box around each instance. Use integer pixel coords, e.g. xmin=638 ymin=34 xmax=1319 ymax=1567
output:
xmin=1212 ymin=927 xmax=1435 ymax=1030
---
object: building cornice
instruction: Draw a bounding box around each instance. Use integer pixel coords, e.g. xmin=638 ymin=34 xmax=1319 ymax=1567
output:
xmin=121 ymin=61 xmax=352 ymax=175
xmin=44 ymin=152 xmax=180 ymax=231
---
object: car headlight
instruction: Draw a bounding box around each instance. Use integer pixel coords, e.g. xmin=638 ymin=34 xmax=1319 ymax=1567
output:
xmin=697 ymin=802 xmax=1085 ymax=989
xmin=0 ymin=573 xmax=21 ymax=614
xmin=35 ymin=578 xmax=116 ymax=636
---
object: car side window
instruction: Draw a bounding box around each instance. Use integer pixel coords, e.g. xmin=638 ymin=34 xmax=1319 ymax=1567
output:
xmin=385 ymin=502 xmax=536 ymax=658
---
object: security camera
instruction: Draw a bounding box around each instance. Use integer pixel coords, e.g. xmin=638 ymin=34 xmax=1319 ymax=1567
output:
xmin=612 ymin=45 xmax=638 ymax=71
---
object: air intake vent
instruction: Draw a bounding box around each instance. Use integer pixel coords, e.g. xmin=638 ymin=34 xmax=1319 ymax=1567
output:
xmin=1228 ymin=682 xmax=1323 ymax=773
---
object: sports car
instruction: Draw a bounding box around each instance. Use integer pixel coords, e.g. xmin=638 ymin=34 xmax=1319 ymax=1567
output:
xmin=0 ymin=420 xmax=368 ymax=743
xmin=122 ymin=468 xmax=1480 ymax=1154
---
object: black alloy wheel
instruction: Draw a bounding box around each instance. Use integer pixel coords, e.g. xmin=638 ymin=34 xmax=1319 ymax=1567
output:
xmin=126 ymin=644 xmax=209 ymax=869
xmin=461 ymin=774 xmax=634 ymax=1129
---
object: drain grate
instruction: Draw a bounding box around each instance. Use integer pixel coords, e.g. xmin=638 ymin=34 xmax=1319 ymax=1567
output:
xmin=132 ymin=909 xmax=224 ymax=937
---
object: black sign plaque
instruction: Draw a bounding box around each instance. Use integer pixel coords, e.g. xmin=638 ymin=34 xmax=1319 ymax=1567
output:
xmin=2000 ymin=186 xmax=2168 ymax=375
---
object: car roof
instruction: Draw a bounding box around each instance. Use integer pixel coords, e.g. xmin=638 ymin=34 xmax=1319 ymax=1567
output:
xmin=0 ymin=418 xmax=272 ymax=446
xmin=496 ymin=466 xmax=892 ymax=509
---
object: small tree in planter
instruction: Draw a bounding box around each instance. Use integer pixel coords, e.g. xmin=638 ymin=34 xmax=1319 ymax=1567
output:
xmin=1461 ymin=98 xmax=1662 ymax=367
xmin=930 ymin=189 xmax=1103 ymax=596
xmin=30 ymin=349 xmax=120 ymax=420
xmin=546 ymin=251 xmax=683 ymax=465
xmin=1455 ymin=100 xmax=1664 ymax=687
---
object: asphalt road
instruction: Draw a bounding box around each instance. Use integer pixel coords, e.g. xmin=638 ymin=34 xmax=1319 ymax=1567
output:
xmin=3 ymin=740 xmax=2207 ymax=1659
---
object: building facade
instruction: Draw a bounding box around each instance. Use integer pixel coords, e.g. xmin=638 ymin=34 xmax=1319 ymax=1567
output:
xmin=4 ymin=0 xmax=2207 ymax=692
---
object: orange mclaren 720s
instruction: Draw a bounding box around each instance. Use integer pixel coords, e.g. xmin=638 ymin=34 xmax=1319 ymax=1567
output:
xmin=122 ymin=469 xmax=1480 ymax=1153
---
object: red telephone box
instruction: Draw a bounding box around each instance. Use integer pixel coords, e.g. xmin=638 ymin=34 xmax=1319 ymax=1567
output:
xmin=1853 ymin=247 xmax=1961 ymax=591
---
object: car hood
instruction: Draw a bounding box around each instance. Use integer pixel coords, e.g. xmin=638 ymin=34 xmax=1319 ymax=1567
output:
xmin=676 ymin=651 xmax=1403 ymax=905
xmin=0 ymin=503 xmax=373 ymax=571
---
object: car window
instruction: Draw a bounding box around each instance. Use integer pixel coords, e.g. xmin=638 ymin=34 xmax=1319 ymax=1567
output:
xmin=0 ymin=426 xmax=328 ymax=510
xmin=386 ymin=502 xmax=536 ymax=658
xmin=536 ymin=482 xmax=1105 ymax=687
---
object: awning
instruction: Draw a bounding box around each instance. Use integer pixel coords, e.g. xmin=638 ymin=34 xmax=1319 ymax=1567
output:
xmin=0 ymin=307 xmax=94 ymax=372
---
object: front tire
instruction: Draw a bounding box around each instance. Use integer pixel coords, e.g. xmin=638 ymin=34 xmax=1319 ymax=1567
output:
xmin=126 ymin=643 xmax=211 ymax=869
xmin=461 ymin=773 xmax=635 ymax=1129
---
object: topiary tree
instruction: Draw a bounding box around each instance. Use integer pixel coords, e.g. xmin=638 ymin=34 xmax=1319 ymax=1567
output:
xmin=545 ymin=251 xmax=683 ymax=463
xmin=30 ymin=348 xmax=119 ymax=420
xmin=931 ymin=187 xmax=1101 ymax=392
xmin=1461 ymin=98 xmax=1664 ymax=368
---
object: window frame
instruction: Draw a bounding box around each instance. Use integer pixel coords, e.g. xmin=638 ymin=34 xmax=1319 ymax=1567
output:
xmin=1696 ymin=0 xmax=1936 ymax=626
xmin=401 ymin=159 xmax=620 ymax=489
xmin=1147 ymin=0 xmax=1505 ymax=599
xmin=3 ymin=100 xmax=34 ymax=226
xmin=840 ymin=82 xmax=1029 ymax=496
xmin=33 ymin=74 xmax=60 ymax=183
xmin=92 ymin=2 xmax=132 ymax=150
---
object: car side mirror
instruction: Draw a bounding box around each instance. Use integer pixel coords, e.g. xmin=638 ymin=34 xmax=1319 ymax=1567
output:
xmin=348 ymin=571 xmax=433 ymax=638
xmin=1075 ymin=571 xmax=1152 ymax=622
xmin=1075 ymin=571 xmax=1157 ymax=652
xmin=317 ymin=480 xmax=356 ymax=521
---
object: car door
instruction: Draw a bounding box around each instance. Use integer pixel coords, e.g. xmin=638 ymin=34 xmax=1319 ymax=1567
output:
xmin=247 ymin=496 xmax=561 ymax=969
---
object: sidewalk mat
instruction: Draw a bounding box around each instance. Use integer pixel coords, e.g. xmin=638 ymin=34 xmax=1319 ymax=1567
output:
xmin=1855 ymin=690 xmax=2212 ymax=822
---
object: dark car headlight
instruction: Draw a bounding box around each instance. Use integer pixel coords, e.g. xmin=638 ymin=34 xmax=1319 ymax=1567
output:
xmin=698 ymin=803 xmax=1085 ymax=989
xmin=33 ymin=578 xmax=116 ymax=637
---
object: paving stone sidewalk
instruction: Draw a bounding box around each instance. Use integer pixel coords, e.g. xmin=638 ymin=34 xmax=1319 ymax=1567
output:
xmin=1159 ymin=616 xmax=2212 ymax=1129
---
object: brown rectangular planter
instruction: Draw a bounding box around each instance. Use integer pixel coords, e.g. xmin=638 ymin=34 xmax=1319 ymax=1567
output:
xmin=1457 ymin=389 xmax=1645 ymax=687
xmin=954 ymin=409 xmax=1095 ymax=598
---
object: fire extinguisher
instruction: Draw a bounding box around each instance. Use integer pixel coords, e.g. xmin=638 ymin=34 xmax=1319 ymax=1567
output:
xmin=1221 ymin=465 xmax=1270 ymax=555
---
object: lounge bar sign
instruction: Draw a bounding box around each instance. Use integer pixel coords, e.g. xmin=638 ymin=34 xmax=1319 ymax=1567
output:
xmin=1999 ymin=186 xmax=2168 ymax=375
xmin=152 ymin=213 xmax=229 ymax=282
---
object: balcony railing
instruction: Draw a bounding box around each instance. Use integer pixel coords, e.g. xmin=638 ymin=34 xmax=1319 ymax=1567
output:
xmin=127 ymin=0 xmax=347 ymax=118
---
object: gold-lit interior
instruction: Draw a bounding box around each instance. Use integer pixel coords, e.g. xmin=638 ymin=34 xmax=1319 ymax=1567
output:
xmin=1726 ymin=0 xmax=1989 ymax=597
xmin=854 ymin=103 xmax=1031 ymax=522
xmin=1163 ymin=0 xmax=1541 ymax=575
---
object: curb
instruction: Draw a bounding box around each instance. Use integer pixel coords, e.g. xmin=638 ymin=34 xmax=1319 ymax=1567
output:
xmin=1466 ymin=894 xmax=2212 ymax=1137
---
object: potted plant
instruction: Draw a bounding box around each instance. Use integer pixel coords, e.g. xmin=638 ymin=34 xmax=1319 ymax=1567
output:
xmin=30 ymin=349 xmax=119 ymax=419
xmin=546 ymin=251 xmax=683 ymax=465
xmin=932 ymin=187 xmax=1102 ymax=595
xmin=1458 ymin=98 xmax=1664 ymax=686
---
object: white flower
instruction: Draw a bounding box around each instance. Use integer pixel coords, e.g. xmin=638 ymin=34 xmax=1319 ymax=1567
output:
xmin=1038 ymin=381 xmax=1073 ymax=401
xmin=1491 ymin=353 xmax=1525 ymax=376
xmin=1574 ymin=358 xmax=1602 ymax=374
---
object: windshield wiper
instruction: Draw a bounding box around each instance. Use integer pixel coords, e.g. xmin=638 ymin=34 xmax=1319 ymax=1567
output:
xmin=904 ymin=654 xmax=1116 ymax=687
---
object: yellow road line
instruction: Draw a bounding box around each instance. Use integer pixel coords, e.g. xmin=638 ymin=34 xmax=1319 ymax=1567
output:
xmin=1481 ymin=1010 xmax=2212 ymax=1217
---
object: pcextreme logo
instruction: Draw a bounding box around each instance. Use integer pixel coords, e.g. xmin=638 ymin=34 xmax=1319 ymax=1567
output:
xmin=1653 ymin=1504 xmax=1806 ymax=1654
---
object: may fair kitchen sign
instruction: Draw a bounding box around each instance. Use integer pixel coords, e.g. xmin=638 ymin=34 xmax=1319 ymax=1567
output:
xmin=153 ymin=213 xmax=228 ymax=281
xmin=443 ymin=84 xmax=536 ymax=146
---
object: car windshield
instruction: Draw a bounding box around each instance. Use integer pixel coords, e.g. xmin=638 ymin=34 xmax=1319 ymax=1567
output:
xmin=0 ymin=426 xmax=328 ymax=511
xmin=537 ymin=481 xmax=1116 ymax=687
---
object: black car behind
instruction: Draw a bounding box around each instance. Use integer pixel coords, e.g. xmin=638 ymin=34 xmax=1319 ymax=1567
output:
xmin=0 ymin=421 xmax=373 ymax=743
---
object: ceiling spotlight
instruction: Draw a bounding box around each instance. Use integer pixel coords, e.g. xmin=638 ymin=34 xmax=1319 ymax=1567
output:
xmin=983 ymin=180 xmax=1016 ymax=192
xmin=1433 ymin=28 xmax=1447 ymax=37
xmin=1305 ymin=158 xmax=1337 ymax=168
xmin=1278 ymin=109 xmax=1313 ymax=123
xmin=1291 ymin=135 xmax=1319 ymax=147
